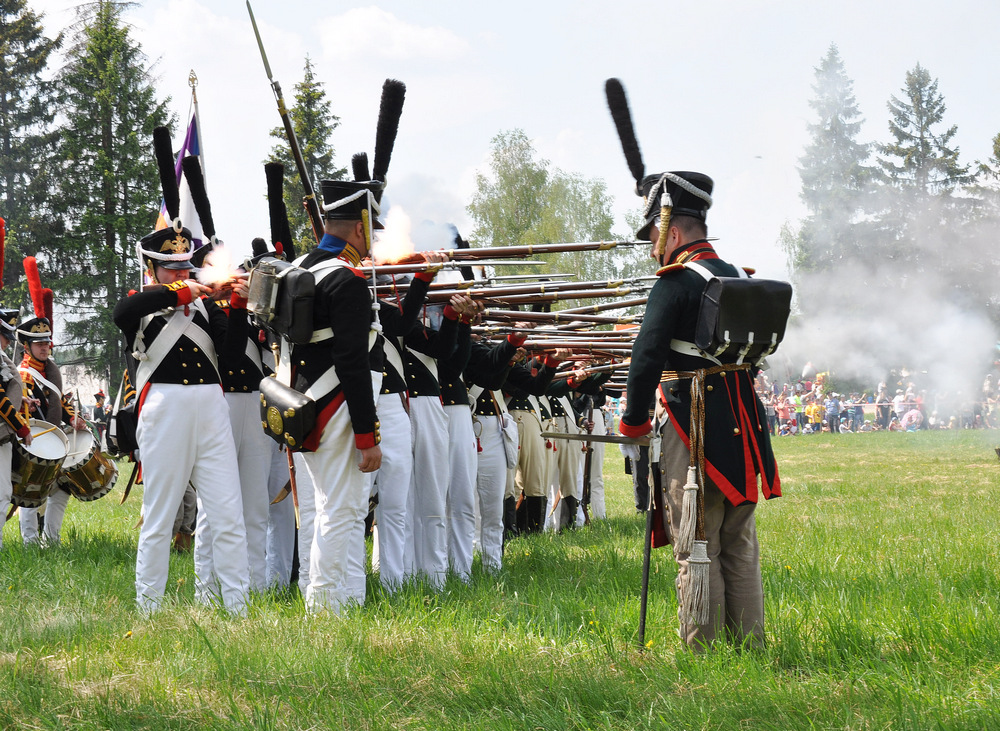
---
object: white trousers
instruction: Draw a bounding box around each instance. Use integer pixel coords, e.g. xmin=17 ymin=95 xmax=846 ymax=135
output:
xmin=0 ymin=442 xmax=11 ymax=549
xmin=368 ymin=394 xmax=412 ymax=591
xmin=588 ymin=409 xmax=607 ymax=520
xmin=194 ymin=392 xmax=272 ymax=600
xmin=474 ymin=415 xmax=505 ymax=571
xmin=265 ymin=441 xmax=295 ymax=589
xmin=135 ymin=384 xmax=249 ymax=614
xmin=409 ymin=396 xmax=450 ymax=589
xmin=444 ymin=403 xmax=477 ymax=580
xmin=293 ymin=452 xmax=315 ymax=598
xmin=301 ymin=403 xmax=368 ymax=614
xmin=19 ymin=487 xmax=70 ymax=546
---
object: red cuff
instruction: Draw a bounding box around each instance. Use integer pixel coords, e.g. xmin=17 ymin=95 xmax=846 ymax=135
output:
xmin=16 ymin=424 xmax=30 ymax=439
xmin=354 ymin=426 xmax=381 ymax=450
xmin=414 ymin=271 xmax=435 ymax=283
xmin=619 ymin=418 xmax=651 ymax=438
xmin=442 ymin=304 xmax=459 ymax=321
xmin=507 ymin=333 xmax=527 ymax=347
xmin=167 ymin=281 xmax=194 ymax=306
xmin=230 ymin=293 xmax=248 ymax=310
xmin=544 ymin=355 xmax=560 ymax=368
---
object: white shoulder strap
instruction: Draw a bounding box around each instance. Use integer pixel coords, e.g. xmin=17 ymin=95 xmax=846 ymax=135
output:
xmin=19 ymin=365 xmax=61 ymax=397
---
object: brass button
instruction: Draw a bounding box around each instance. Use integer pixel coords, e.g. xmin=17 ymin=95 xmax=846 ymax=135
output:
xmin=300 ymin=361 xmax=306 ymax=366
xmin=733 ymin=427 xmax=740 ymax=435
xmin=199 ymin=379 xmax=204 ymax=384
xmin=183 ymin=379 xmax=189 ymax=385
xmin=243 ymin=386 xmax=248 ymax=391
xmin=182 ymin=363 xmax=187 ymax=368
xmin=707 ymin=385 xmax=714 ymax=392
xmin=240 ymin=370 xmax=245 ymax=375
xmin=228 ymin=371 xmax=234 ymax=376
xmin=193 ymin=347 xmax=199 ymax=353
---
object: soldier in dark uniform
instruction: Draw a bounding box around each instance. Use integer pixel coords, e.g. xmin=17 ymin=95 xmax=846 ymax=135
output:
xmin=293 ymin=179 xmax=382 ymax=615
xmin=619 ymin=171 xmax=781 ymax=649
xmin=0 ymin=309 xmax=31 ymax=547
xmin=113 ymin=224 xmax=251 ymax=614
xmin=16 ymin=316 xmax=88 ymax=545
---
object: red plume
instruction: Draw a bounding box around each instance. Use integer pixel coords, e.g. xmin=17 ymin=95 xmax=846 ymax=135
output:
xmin=42 ymin=288 xmax=54 ymax=329
xmin=0 ymin=217 xmax=6 ymax=289
xmin=24 ymin=256 xmax=44 ymax=318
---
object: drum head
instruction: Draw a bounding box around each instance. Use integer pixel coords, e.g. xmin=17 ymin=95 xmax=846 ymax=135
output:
xmin=62 ymin=428 xmax=96 ymax=470
xmin=25 ymin=419 xmax=70 ymax=461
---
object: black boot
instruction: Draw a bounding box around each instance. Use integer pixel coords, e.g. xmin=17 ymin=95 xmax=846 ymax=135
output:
xmin=525 ymin=496 xmax=546 ymax=534
xmin=560 ymin=496 xmax=579 ymax=532
xmin=503 ymin=496 xmax=519 ymax=542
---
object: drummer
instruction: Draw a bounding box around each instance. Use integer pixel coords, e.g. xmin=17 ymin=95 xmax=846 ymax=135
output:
xmin=0 ymin=309 xmax=31 ymax=548
xmin=16 ymin=316 xmax=88 ymax=545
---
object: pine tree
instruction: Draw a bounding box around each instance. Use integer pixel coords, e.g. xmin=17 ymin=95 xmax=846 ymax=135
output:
xmin=0 ymin=0 xmax=63 ymax=294
xmin=784 ymin=44 xmax=873 ymax=306
xmin=875 ymin=63 xmax=974 ymax=269
xmin=48 ymin=0 xmax=172 ymax=385
xmin=879 ymin=64 xmax=971 ymax=196
xmin=266 ymin=55 xmax=345 ymax=252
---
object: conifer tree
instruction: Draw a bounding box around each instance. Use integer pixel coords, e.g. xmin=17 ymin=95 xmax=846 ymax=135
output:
xmin=48 ymin=0 xmax=172 ymax=384
xmin=0 ymin=0 xmax=62 ymax=294
xmin=783 ymin=44 xmax=873 ymax=305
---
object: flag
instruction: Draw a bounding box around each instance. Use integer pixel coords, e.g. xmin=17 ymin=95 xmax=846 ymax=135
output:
xmin=155 ymin=112 xmax=205 ymax=248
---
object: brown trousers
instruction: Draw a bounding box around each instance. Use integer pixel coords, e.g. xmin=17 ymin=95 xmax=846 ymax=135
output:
xmin=660 ymin=424 xmax=765 ymax=649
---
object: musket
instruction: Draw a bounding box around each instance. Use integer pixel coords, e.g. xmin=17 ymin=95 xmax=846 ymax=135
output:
xmin=381 ymin=239 xmax=645 ymax=265
xmin=480 ymin=309 xmax=641 ymax=326
xmin=467 ymin=286 xmax=646 ymax=308
xmin=559 ymin=296 xmax=649 ymax=315
xmin=367 ymin=259 xmax=544 ymax=277
xmin=519 ymin=340 xmax=634 ymax=350
xmin=418 ymin=278 xmax=652 ymax=303
xmin=551 ymin=362 xmax=630 ymax=379
xmin=247 ymin=1 xmax=324 ymax=242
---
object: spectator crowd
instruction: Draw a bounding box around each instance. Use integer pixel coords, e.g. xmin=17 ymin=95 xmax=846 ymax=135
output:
xmin=753 ymin=365 xmax=1000 ymax=436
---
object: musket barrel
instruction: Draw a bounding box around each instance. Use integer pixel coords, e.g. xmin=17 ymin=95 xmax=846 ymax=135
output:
xmin=559 ymin=296 xmax=649 ymax=315
xmin=480 ymin=309 xmax=641 ymax=325
xmin=379 ymin=240 xmax=645 ymax=265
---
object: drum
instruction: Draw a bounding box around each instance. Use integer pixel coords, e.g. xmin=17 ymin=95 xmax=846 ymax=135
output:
xmin=57 ymin=426 xmax=119 ymax=501
xmin=11 ymin=419 xmax=70 ymax=508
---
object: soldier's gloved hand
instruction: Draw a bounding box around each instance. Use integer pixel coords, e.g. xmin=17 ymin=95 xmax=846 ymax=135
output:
xmin=619 ymin=442 xmax=641 ymax=463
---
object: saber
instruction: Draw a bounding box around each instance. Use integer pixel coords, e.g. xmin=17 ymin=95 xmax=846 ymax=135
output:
xmin=247 ymin=1 xmax=324 ymax=241
xmin=541 ymin=431 xmax=649 ymax=446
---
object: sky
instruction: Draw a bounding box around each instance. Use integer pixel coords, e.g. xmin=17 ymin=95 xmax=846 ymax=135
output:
xmin=25 ymin=0 xmax=1000 ymax=282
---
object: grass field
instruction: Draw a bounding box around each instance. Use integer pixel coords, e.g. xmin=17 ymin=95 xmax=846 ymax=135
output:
xmin=2 ymin=430 xmax=999 ymax=729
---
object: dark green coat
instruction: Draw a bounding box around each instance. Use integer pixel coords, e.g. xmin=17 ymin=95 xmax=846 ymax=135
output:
xmin=620 ymin=241 xmax=780 ymax=506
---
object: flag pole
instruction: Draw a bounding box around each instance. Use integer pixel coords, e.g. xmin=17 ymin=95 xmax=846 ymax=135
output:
xmin=188 ymin=70 xmax=204 ymax=180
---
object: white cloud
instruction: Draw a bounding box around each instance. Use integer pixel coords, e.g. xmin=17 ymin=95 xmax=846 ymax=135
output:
xmin=317 ymin=7 xmax=470 ymax=61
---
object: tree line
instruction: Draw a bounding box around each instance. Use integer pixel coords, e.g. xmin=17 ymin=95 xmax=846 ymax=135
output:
xmin=2 ymin=2 xmax=997 ymax=388
xmin=783 ymin=44 xmax=1000 ymax=331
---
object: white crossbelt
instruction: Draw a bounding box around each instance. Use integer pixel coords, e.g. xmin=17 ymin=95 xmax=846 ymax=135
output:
xmin=134 ymin=298 xmax=219 ymax=394
xmin=19 ymin=365 xmax=61 ymax=398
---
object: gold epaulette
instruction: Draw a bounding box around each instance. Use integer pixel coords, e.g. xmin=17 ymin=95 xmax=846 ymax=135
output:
xmin=164 ymin=281 xmax=187 ymax=293
xmin=655 ymin=263 xmax=686 ymax=277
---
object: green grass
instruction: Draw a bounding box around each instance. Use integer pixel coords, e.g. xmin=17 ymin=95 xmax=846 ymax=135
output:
xmin=2 ymin=430 xmax=1000 ymax=729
